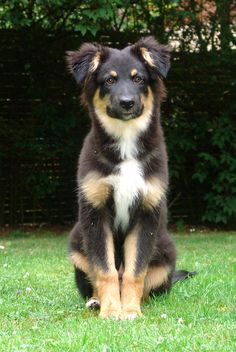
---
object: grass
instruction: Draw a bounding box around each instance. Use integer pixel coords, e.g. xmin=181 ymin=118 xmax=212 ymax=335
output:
xmin=0 ymin=230 xmax=235 ymax=352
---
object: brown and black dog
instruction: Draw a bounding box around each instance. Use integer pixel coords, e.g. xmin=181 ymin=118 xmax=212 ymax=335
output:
xmin=67 ymin=37 xmax=195 ymax=320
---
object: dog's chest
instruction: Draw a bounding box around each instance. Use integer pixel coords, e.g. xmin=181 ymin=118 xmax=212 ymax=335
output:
xmin=107 ymin=159 xmax=146 ymax=230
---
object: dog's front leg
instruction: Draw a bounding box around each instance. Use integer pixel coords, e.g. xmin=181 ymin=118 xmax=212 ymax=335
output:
xmin=95 ymin=267 xmax=121 ymax=319
xmin=83 ymin=212 xmax=121 ymax=319
xmin=121 ymin=214 xmax=157 ymax=320
xmin=120 ymin=225 xmax=147 ymax=319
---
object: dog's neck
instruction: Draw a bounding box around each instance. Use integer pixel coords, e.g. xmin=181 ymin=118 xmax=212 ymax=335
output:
xmin=92 ymin=110 xmax=162 ymax=160
xmin=91 ymin=111 xmax=163 ymax=165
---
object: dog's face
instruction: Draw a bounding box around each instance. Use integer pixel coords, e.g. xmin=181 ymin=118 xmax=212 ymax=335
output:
xmin=67 ymin=37 xmax=170 ymax=131
xmin=96 ymin=49 xmax=149 ymax=121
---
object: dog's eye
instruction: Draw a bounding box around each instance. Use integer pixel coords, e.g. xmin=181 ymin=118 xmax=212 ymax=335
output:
xmin=133 ymin=75 xmax=143 ymax=84
xmin=105 ymin=77 xmax=116 ymax=85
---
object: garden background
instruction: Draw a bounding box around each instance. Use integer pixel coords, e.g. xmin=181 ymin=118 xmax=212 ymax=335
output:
xmin=0 ymin=0 xmax=235 ymax=229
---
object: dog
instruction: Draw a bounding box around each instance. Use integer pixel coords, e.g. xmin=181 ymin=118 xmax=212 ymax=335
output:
xmin=67 ymin=37 xmax=195 ymax=319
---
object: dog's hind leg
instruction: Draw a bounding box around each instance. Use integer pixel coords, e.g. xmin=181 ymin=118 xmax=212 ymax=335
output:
xmin=145 ymin=269 xmax=197 ymax=298
xmin=142 ymin=265 xmax=173 ymax=298
xmin=74 ymin=266 xmax=92 ymax=298
xmin=70 ymin=248 xmax=100 ymax=307
xmin=72 ymin=256 xmax=101 ymax=309
xmin=69 ymin=223 xmax=100 ymax=308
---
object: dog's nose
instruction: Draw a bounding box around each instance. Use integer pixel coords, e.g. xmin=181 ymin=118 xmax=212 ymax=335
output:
xmin=120 ymin=99 xmax=134 ymax=110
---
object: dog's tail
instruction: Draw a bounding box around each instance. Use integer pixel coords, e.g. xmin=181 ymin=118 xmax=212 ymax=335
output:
xmin=172 ymin=270 xmax=197 ymax=284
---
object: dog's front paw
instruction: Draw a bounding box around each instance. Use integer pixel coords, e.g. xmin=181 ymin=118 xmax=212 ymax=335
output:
xmin=120 ymin=308 xmax=142 ymax=320
xmin=99 ymin=306 xmax=121 ymax=319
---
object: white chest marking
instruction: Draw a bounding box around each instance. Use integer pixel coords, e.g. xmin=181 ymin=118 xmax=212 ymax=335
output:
xmin=106 ymin=159 xmax=146 ymax=231
xmin=115 ymin=128 xmax=138 ymax=159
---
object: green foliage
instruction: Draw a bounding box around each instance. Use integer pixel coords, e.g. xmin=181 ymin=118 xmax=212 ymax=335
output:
xmin=0 ymin=0 xmax=123 ymax=35
xmin=0 ymin=1 xmax=235 ymax=51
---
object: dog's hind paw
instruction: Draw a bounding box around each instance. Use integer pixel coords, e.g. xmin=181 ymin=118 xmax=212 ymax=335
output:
xmin=85 ymin=297 xmax=100 ymax=310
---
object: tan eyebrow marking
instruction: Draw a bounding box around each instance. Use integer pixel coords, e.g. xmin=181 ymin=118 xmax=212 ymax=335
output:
xmin=131 ymin=69 xmax=138 ymax=77
xmin=110 ymin=70 xmax=118 ymax=77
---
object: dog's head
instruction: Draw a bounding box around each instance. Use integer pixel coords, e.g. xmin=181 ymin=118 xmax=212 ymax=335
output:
xmin=66 ymin=37 xmax=170 ymax=130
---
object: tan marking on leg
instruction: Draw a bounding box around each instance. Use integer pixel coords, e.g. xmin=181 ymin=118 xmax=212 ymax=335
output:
xmin=104 ymin=224 xmax=116 ymax=269
xmin=143 ymin=177 xmax=167 ymax=209
xmin=121 ymin=226 xmax=146 ymax=319
xmin=122 ymin=228 xmax=139 ymax=275
xmin=70 ymin=252 xmax=90 ymax=274
xmin=121 ymin=272 xmax=146 ymax=319
xmin=80 ymin=171 xmax=111 ymax=208
xmin=110 ymin=70 xmax=117 ymax=77
xmin=140 ymin=47 xmax=155 ymax=67
xmin=131 ymin=68 xmax=137 ymax=77
xmin=143 ymin=265 xmax=170 ymax=299
xmin=95 ymin=269 xmax=121 ymax=318
xmin=94 ymin=225 xmax=121 ymax=319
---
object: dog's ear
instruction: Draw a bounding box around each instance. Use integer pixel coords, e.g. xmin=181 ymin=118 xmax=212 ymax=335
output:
xmin=132 ymin=36 xmax=171 ymax=78
xmin=66 ymin=43 xmax=107 ymax=85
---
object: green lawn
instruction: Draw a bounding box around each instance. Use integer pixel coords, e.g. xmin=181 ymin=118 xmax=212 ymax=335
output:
xmin=0 ymin=231 xmax=235 ymax=352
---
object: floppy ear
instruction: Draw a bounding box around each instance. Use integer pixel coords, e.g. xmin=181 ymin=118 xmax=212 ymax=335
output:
xmin=66 ymin=43 xmax=107 ymax=85
xmin=132 ymin=36 xmax=171 ymax=78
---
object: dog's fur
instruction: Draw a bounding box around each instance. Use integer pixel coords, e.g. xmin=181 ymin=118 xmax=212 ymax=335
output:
xmin=67 ymin=37 xmax=193 ymax=319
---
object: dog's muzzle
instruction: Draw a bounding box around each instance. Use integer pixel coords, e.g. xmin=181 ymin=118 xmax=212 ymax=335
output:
xmin=107 ymin=99 xmax=143 ymax=121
